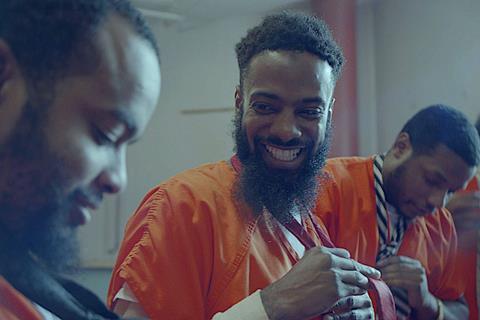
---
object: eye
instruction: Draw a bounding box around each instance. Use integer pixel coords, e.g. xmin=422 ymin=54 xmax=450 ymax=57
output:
xmin=251 ymin=102 xmax=275 ymax=114
xmin=299 ymin=107 xmax=325 ymax=119
xmin=92 ymin=126 xmax=116 ymax=146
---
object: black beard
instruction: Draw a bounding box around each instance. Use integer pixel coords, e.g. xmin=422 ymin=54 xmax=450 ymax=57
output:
xmin=383 ymin=156 xmax=409 ymax=218
xmin=232 ymin=111 xmax=331 ymax=223
xmin=0 ymin=99 xmax=80 ymax=275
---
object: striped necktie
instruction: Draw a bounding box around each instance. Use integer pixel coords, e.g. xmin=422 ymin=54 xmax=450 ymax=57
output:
xmin=373 ymin=154 xmax=411 ymax=319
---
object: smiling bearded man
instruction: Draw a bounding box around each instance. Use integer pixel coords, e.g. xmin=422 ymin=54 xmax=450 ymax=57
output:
xmin=233 ymin=102 xmax=331 ymax=224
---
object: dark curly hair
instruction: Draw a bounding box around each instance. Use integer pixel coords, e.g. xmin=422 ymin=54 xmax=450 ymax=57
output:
xmin=0 ymin=0 xmax=159 ymax=85
xmin=235 ymin=11 xmax=344 ymax=89
xmin=400 ymin=104 xmax=480 ymax=167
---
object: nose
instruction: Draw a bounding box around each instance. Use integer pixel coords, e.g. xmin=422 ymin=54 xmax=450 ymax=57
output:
xmin=269 ymin=110 xmax=301 ymax=143
xmin=98 ymin=149 xmax=128 ymax=194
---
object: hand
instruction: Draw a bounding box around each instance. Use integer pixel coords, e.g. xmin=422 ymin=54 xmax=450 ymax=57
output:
xmin=260 ymin=246 xmax=380 ymax=320
xmin=377 ymin=256 xmax=436 ymax=315
xmin=323 ymin=293 xmax=374 ymax=320
xmin=446 ymin=191 xmax=480 ymax=233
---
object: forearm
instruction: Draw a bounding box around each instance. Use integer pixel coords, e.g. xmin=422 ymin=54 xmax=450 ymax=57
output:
xmin=413 ymin=296 xmax=468 ymax=320
xmin=442 ymin=298 xmax=468 ymax=320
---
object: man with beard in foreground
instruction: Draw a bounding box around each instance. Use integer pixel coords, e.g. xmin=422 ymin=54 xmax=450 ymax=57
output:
xmin=108 ymin=11 xmax=381 ymax=320
xmin=0 ymin=0 xmax=161 ymax=319
xmin=316 ymin=105 xmax=480 ymax=319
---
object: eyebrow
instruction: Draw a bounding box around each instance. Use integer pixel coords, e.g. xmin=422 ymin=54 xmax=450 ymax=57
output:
xmin=428 ymin=170 xmax=448 ymax=184
xmin=250 ymin=91 xmax=326 ymax=106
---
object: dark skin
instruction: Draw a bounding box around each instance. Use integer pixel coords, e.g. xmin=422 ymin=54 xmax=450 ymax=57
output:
xmin=446 ymin=190 xmax=480 ymax=249
xmin=239 ymin=51 xmax=378 ymax=320
xmin=380 ymin=133 xmax=473 ymax=319
xmin=261 ymin=247 xmax=378 ymax=320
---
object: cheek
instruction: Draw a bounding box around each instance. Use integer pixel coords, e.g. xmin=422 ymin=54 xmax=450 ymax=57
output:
xmin=242 ymin=115 xmax=263 ymax=145
xmin=50 ymin=136 xmax=104 ymax=190
xmin=307 ymin=122 xmax=324 ymax=149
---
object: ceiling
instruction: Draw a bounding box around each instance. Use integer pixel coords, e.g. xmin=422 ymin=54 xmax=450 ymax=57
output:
xmin=132 ymin=0 xmax=307 ymax=24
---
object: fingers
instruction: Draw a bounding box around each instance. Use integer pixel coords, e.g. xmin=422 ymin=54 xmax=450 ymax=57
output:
xmin=324 ymin=294 xmax=374 ymax=320
xmin=352 ymin=260 xmax=381 ymax=279
xmin=320 ymin=248 xmax=380 ymax=278
xmin=323 ymin=309 xmax=374 ymax=320
xmin=322 ymin=246 xmax=352 ymax=259
xmin=330 ymin=293 xmax=372 ymax=314
xmin=340 ymin=270 xmax=370 ymax=290
xmin=377 ymin=255 xmax=418 ymax=268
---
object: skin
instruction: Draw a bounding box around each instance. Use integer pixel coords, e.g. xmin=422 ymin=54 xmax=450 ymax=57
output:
xmin=379 ymin=132 xmax=474 ymax=319
xmin=239 ymin=51 xmax=377 ymax=320
xmin=446 ymin=189 xmax=480 ymax=249
xmin=235 ymin=51 xmax=333 ymax=171
xmin=116 ymin=51 xmax=379 ymax=319
xmin=0 ymin=13 xmax=160 ymax=259
xmin=383 ymin=132 xmax=475 ymax=219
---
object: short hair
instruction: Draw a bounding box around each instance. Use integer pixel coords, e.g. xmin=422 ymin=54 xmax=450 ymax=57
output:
xmin=0 ymin=0 xmax=159 ymax=85
xmin=400 ymin=104 xmax=480 ymax=167
xmin=235 ymin=11 xmax=344 ymax=89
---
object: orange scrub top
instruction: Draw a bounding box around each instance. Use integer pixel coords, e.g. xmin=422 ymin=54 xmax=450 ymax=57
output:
xmin=455 ymin=177 xmax=479 ymax=320
xmin=0 ymin=276 xmax=43 ymax=320
xmin=315 ymin=157 xmax=462 ymax=303
xmin=108 ymin=160 xmax=328 ymax=319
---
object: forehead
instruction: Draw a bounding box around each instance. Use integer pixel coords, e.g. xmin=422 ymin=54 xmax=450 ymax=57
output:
xmin=243 ymin=51 xmax=334 ymax=100
xmin=414 ymin=144 xmax=476 ymax=190
xmin=55 ymin=14 xmax=161 ymax=135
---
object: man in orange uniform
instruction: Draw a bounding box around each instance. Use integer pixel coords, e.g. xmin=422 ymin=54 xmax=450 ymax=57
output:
xmin=316 ymin=105 xmax=480 ymax=319
xmin=445 ymin=115 xmax=480 ymax=320
xmin=108 ymin=12 xmax=381 ymax=320
xmin=0 ymin=0 xmax=161 ymax=319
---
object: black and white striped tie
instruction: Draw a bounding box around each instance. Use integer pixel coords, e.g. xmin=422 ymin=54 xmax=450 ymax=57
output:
xmin=373 ymin=154 xmax=411 ymax=319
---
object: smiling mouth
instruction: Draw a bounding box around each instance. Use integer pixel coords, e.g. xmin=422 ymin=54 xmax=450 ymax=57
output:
xmin=265 ymin=145 xmax=303 ymax=161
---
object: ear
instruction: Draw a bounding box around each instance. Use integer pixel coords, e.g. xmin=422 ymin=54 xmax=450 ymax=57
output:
xmin=391 ymin=132 xmax=412 ymax=159
xmin=234 ymin=86 xmax=243 ymax=112
xmin=327 ymin=97 xmax=335 ymax=124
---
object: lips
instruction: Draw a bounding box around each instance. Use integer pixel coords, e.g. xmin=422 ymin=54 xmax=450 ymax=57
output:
xmin=69 ymin=193 xmax=101 ymax=227
xmin=259 ymin=142 xmax=307 ymax=170
xmin=265 ymin=145 xmax=302 ymax=161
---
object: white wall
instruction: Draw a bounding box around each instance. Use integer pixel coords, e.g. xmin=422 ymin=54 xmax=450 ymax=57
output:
xmin=357 ymin=0 xmax=480 ymax=153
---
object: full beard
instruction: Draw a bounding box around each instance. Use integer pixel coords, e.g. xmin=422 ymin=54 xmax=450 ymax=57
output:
xmin=383 ymin=158 xmax=411 ymax=219
xmin=232 ymin=111 xmax=331 ymax=223
xmin=0 ymin=99 xmax=80 ymax=275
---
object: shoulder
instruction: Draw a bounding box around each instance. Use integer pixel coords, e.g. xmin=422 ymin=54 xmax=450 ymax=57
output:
xmin=324 ymin=156 xmax=374 ymax=181
xmin=320 ymin=156 xmax=374 ymax=194
xmin=418 ymin=208 xmax=456 ymax=240
xmin=0 ymin=276 xmax=42 ymax=320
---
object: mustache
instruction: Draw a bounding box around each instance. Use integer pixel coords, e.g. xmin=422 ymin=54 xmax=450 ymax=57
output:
xmin=72 ymin=189 xmax=103 ymax=209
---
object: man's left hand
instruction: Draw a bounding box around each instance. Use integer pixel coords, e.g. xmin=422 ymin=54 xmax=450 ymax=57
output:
xmin=377 ymin=256 xmax=437 ymax=313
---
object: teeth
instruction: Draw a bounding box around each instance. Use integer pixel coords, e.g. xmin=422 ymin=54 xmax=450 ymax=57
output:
xmin=265 ymin=145 xmax=301 ymax=161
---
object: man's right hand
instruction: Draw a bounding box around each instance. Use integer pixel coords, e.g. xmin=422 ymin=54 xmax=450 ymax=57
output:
xmin=260 ymin=247 xmax=380 ymax=320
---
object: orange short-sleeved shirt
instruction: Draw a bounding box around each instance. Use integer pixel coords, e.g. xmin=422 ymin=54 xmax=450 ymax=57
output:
xmin=108 ymin=160 xmax=327 ymax=319
xmin=0 ymin=276 xmax=43 ymax=320
xmin=455 ymin=177 xmax=479 ymax=320
xmin=315 ymin=157 xmax=462 ymax=302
